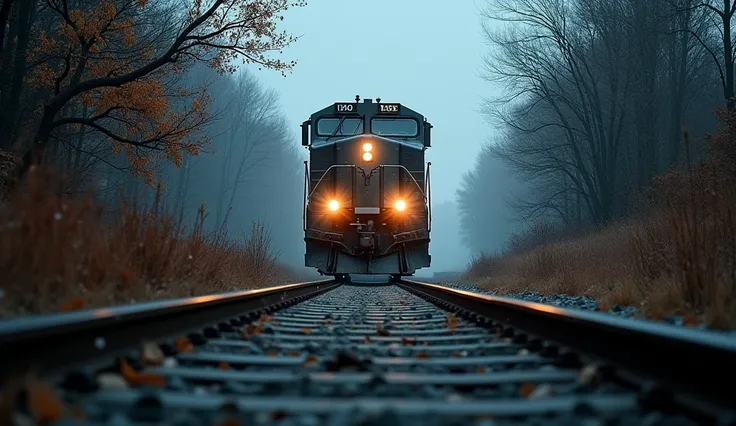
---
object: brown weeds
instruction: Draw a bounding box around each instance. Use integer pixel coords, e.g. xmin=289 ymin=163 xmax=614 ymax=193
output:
xmin=0 ymin=167 xmax=293 ymax=318
xmin=467 ymin=116 xmax=736 ymax=329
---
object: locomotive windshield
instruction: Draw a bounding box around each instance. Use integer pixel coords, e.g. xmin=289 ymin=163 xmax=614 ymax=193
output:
xmin=371 ymin=118 xmax=419 ymax=137
xmin=316 ymin=118 xmax=363 ymax=136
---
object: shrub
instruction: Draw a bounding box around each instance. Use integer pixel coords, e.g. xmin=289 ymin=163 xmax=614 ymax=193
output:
xmin=0 ymin=167 xmax=292 ymax=317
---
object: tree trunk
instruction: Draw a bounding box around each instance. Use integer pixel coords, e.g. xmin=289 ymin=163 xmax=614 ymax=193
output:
xmin=0 ymin=0 xmax=33 ymax=149
xmin=724 ymin=1 xmax=734 ymax=109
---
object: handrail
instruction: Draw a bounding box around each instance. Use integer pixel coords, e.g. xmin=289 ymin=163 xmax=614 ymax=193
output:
xmin=379 ymin=164 xmax=427 ymax=203
xmin=307 ymin=164 xmax=357 ymax=201
xmin=426 ymin=161 xmax=432 ymax=232
xmin=303 ymin=161 xmax=309 ymax=232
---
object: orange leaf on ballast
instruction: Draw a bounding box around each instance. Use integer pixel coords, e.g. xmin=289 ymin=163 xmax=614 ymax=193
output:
xmin=519 ymin=383 xmax=536 ymax=398
xmin=58 ymin=297 xmax=86 ymax=312
xmin=120 ymin=359 xmax=166 ymax=387
xmin=175 ymin=337 xmax=195 ymax=353
xmin=446 ymin=314 xmax=458 ymax=330
xmin=27 ymin=381 xmax=66 ymax=423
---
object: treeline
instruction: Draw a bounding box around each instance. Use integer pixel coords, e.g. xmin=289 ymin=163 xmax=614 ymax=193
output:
xmin=0 ymin=0 xmax=306 ymax=265
xmin=0 ymin=0 xmax=310 ymax=314
xmin=459 ymin=0 xmax=731 ymax=248
xmin=459 ymin=0 xmax=736 ymax=326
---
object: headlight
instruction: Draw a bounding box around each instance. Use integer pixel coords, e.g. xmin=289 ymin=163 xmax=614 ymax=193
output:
xmin=362 ymin=152 xmax=373 ymax=161
xmin=362 ymin=142 xmax=373 ymax=152
xmin=328 ymin=199 xmax=339 ymax=211
xmin=394 ymin=199 xmax=406 ymax=211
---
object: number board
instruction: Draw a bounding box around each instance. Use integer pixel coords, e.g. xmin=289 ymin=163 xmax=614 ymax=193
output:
xmin=334 ymin=103 xmax=358 ymax=114
xmin=377 ymin=103 xmax=401 ymax=114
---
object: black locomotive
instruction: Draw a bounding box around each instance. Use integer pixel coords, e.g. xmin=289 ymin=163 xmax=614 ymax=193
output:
xmin=301 ymin=96 xmax=432 ymax=280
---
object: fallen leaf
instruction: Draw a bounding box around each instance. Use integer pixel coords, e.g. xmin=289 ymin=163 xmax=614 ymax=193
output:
xmin=219 ymin=361 xmax=230 ymax=370
xmin=683 ymin=312 xmax=699 ymax=326
xmin=300 ymin=327 xmax=313 ymax=335
xmin=401 ymin=337 xmax=416 ymax=346
xmin=241 ymin=324 xmax=262 ymax=340
xmin=120 ymin=359 xmax=166 ymax=387
xmin=214 ymin=417 xmax=240 ymax=426
xmin=266 ymin=350 xmax=278 ymax=357
xmin=415 ymin=352 xmax=429 ymax=359
xmin=27 ymin=380 xmax=65 ymax=423
xmin=303 ymin=354 xmax=319 ymax=367
xmin=446 ymin=314 xmax=458 ymax=330
xmin=58 ymin=298 xmax=85 ymax=312
xmin=258 ymin=313 xmax=273 ymax=323
xmin=598 ymin=304 xmax=610 ymax=312
xmin=175 ymin=337 xmax=195 ymax=353
xmin=519 ymin=383 xmax=536 ymax=398
xmin=376 ymin=324 xmax=390 ymax=336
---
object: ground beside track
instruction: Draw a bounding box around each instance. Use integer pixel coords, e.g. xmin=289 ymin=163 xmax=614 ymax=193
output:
xmin=430 ymin=281 xmax=736 ymax=336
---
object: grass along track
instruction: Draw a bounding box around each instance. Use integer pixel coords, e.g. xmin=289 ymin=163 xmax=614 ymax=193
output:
xmin=1 ymin=279 xmax=735 ymax=425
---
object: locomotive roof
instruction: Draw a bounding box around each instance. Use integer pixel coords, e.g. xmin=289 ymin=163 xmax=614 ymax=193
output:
xmin=309 ymin=100 xmax=425 ymax=122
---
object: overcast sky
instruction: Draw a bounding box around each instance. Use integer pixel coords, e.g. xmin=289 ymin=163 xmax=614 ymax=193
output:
xmin=249 ymin=0 xmax=500 ymax=273
xmin=253 ymin=0 xmax=497 ymax=205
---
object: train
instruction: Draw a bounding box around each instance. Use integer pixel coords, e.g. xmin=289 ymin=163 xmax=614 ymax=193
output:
xmin=301 ymin=96 xmax=433 ymax=282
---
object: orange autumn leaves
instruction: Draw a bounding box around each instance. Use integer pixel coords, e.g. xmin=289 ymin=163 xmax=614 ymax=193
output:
xmin=25 ymin=0 xmax=213 ymax=184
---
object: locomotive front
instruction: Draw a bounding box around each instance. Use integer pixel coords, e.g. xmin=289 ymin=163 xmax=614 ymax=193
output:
xmin=301 ymin=97 xmax=432 ymax=279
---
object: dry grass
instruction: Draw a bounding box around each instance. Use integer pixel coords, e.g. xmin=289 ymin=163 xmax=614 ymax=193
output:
xmin=0 ymin=167 xmax=297 ymax=318
xmin=467 ymin=119 xmax=736 ymax=330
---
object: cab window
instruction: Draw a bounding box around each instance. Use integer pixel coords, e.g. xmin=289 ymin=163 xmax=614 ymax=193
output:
xmin=316 ymin=118 xmax=364 ymax=136
xmin=371 ymin=118 xmax=419 ymax=137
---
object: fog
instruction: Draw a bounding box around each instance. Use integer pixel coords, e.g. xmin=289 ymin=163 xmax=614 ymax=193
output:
xmin=250 ymin=0 xmax=504 ymax=274
xmin=2 ymin=0 xmax=726 ymax=283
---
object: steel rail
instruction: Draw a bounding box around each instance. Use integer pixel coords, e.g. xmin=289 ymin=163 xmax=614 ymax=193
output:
xmin=398 ymin=279 xmax=736 ymax=412
xmin=0 ymin=279 xmax=339 ymax=382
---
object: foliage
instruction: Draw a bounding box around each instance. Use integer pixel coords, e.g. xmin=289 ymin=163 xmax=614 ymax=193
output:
xmin=466 ymin=112 xmax=736 ymax=329
xmin=0 ymin=167 xmax=295 ymax=317
xmin=2 ymin=0 xmax=305 ymax=186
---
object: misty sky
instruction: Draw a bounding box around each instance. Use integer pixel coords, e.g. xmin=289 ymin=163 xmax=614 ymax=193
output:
xmin=253 ymin=0 xmax=495 ymax=205
xmin=248 ymin=0 xmax=498 ymax=272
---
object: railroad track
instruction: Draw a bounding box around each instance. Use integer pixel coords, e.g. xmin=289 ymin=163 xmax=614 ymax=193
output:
xmin=1 ymin=279 xmax=735 ymax=425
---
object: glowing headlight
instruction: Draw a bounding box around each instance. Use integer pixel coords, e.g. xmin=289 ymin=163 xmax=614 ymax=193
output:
xmin=362 ymin=142 xmax=373 ymax=152
xmin=362 ymin=152 xmax=373 ymax=161
xmin=395 ymin=199 xmax=406 ymax=212
xmin=328 ymin=199 xmax=339 ymax=211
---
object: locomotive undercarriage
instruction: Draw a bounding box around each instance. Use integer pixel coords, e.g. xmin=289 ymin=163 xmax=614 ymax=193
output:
xmin=304 ymin=231 xmax=431 ymax=276
xmin=303 ymin=161 xmax=432 ymax=277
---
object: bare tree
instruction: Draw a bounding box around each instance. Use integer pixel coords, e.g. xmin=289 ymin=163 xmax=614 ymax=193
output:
xmin=214 ymin=70 xmax=282 ymax=224
xmin=482 ymin=0 xmax=631 ymax=225
xmin=678 ymin=0 xmax=736 ymax=109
